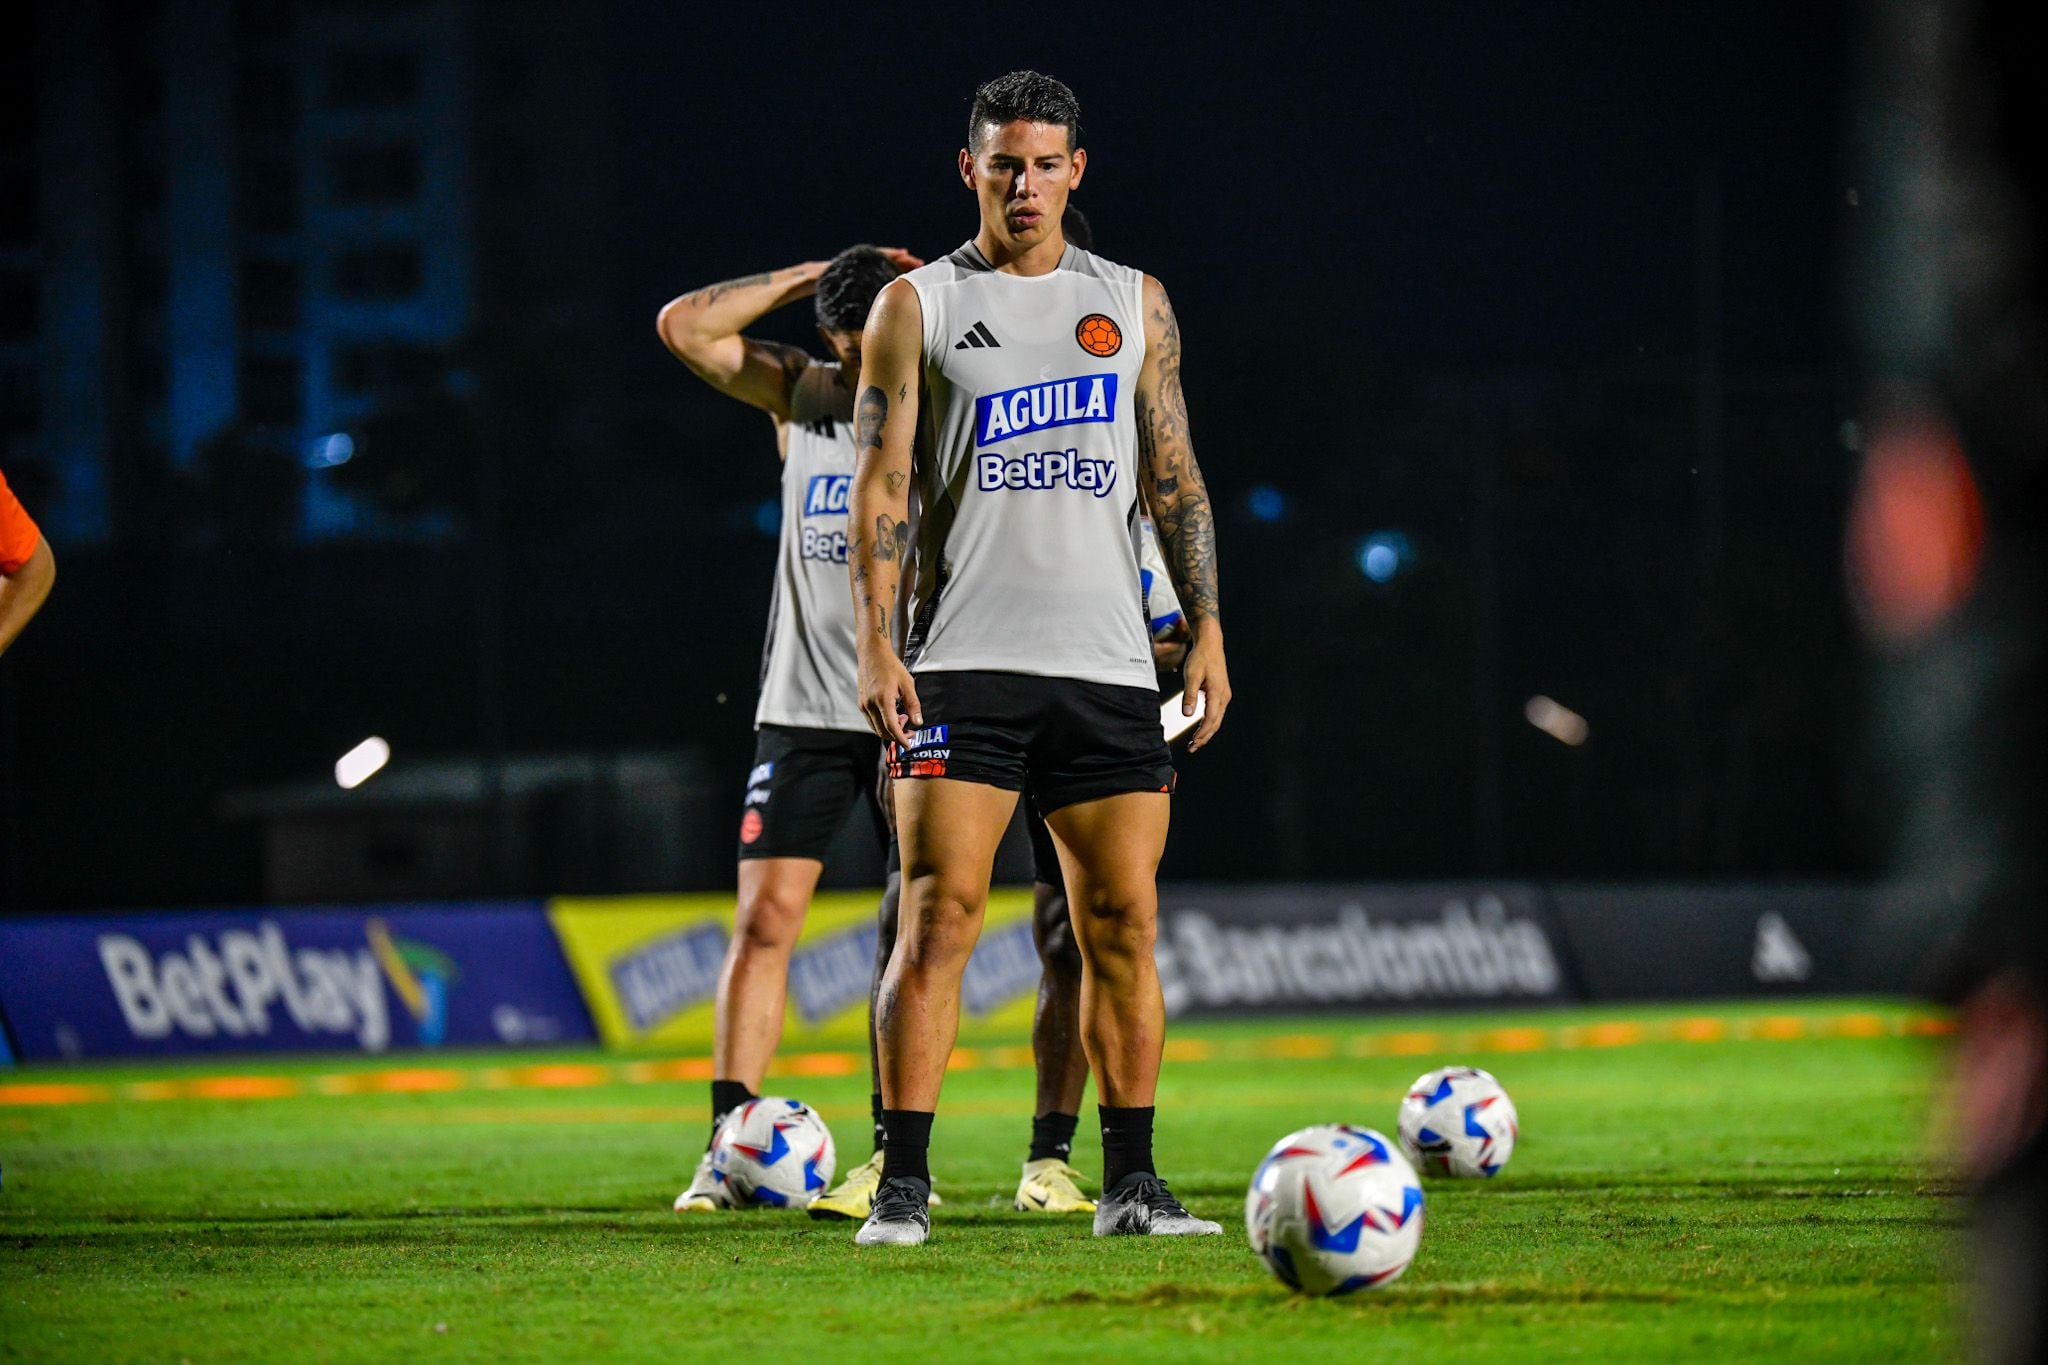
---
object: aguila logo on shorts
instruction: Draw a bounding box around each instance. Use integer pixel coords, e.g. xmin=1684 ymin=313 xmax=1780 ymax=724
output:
xmin=975 ymin=374 xmax=1118 ymax=447
xmin=1075 ymin=313 xmax=1122 ymax=357
xmin=889 ymin=724 xmax=950 ymax=778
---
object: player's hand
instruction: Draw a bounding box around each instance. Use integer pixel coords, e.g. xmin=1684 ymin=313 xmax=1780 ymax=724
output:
xmin=1180 ymin=626 xmax=1230 ymax=753
xmin=859 ymin=650 xmax=923 ymax=748
xmin=880 ymin=247 xmax=925 ymax=274
xmin=1150 ymin=621 xmax=1191 ymax=674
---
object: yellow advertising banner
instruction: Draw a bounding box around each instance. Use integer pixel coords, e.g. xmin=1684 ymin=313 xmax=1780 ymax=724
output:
xmin=547 ymin=890 xmax=1041 ymax=1051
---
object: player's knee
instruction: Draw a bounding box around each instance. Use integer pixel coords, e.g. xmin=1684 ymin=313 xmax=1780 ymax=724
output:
xmin=732 ymin=889 xmax=805 ymax=959
xmin=900 ymin=884 xmax=983 ymax=969
xmin=1071 ymin=887 xmax=1157 ymax=963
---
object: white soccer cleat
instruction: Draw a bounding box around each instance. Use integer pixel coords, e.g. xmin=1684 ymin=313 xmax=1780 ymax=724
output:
xmin=1015 ymin=1158 xmax=1097 ymax=1213
xmin=673 ymin=1149 xmax=732 ymax=1212
xmin=1092 ymin=1173 xmax=1221 ymax=1236
xmin=854 ymin=1176 xmax=932 ymax=1246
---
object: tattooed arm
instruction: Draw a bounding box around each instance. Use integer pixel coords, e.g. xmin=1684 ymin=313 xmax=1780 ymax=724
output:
xmin=847 ymin=277 xmax=925 ymax=747
xmin=655 ymin=262 xmax=823 ymax=424
xmin=1135 ymin=273 xmax=1231 ymax=751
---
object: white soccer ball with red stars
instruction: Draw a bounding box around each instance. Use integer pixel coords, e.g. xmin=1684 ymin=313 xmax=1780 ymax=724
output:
xmin=1244 ymin=1124 xmax=1425 ymax=1295
xmin=1397 ymin=1066 xmax=1519 ymax=1178
xmin=710 ymin=1097 xmax=836 ymax=1208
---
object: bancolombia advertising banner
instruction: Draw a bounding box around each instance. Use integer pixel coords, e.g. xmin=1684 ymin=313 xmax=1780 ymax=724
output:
xmin=1154 ymin=883 xmax=1574 ymax=1015
xmin=0 ymin=904 xmax=596 ymax=1061
xmin=548 ymin=890 xmax=1046 ymax=1050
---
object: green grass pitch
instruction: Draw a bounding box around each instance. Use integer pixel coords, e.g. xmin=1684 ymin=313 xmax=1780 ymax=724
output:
xmin=1 ymin=1001 xmax=1958 ymax=1360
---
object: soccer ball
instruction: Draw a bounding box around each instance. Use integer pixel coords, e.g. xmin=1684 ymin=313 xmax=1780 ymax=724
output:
xmin=710 ymin=1097 xmax=836 ymax=1208
xmin=1397 ymin=1066 xmax=1519 ymax=1178
xmin=1244 ymin=1125 xmax=1424 ymax=1295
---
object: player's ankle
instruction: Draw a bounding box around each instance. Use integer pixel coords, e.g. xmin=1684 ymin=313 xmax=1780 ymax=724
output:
xmin=880 ymin=1108 xmax=935 ymax=1184
xmin=1099 ymin=1104 xmax=1156 ymax=1190
xmin=710 ymin=1079 xmax=757 ymax=1146
xmin=1029 ymin=1111 xmax=1080 ymax=1164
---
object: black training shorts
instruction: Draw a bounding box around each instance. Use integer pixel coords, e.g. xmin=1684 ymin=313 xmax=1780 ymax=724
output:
xmin=737 ymin=725 xmax=888 ymax=862
xmin=885 ymin=670 xmax=1174 ymax=815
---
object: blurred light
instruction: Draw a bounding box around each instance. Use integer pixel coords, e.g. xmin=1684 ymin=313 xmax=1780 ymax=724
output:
xmin=1524 ymin=696 xmax=1589 ymax=747
xmin=753 ymin=499 xmax=781 ymax=536
xmin=335 ymin=736 xmax=391 ymax=789
xmin=305 ymin=432 xmax=356 ymax=469
xmin=1356 ymin=529 xmax=1411 ymax=583
xmin=1246 ymin=484 xmax=1288 ymax=523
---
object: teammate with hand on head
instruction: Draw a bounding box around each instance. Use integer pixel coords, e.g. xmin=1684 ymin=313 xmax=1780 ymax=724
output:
xmin=656 ymin=243 xmax=919 ymax=1212
xmin=846 ymin=71 xmax=1229 ymax=1247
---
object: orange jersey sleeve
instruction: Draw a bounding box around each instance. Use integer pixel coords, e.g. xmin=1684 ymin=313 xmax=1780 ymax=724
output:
xmin=0 ymin=467 xmax=44 ymax=575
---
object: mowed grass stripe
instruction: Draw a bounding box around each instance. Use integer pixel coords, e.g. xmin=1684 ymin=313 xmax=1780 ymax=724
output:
xmin=0 ymin=1005 xmax=1953 ymax=1109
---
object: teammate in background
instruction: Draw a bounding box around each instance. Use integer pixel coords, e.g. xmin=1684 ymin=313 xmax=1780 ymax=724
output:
xmin=656 ymin=244 xmax=919 ymax=1211
xmin=0 ymin=468 xmax=55 ymax=658
xmin=846 ymin=71 xmax=1229 ymax=1246
xmin=809 ymin=205 xmax=1191 ymax=1223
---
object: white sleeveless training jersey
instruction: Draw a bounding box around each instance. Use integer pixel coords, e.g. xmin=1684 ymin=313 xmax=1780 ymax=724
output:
xmin=899 ymin=241 xmax=1157 ymax=690
xmin=756 ymin=360 xmax=867 ymax=733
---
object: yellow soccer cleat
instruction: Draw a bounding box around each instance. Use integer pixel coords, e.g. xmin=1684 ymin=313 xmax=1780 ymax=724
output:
xmin=808 ymin=1151 xmax=945 ymax=1220
xmin=807 ymin=1150 xmax=883 ymax=1221
xmin=1015 ymin=1158 xmax=1097 ymax=1213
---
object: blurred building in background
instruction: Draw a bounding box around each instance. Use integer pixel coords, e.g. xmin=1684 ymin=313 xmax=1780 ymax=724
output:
xmin=5 ymin=0 xmax=619 ymax=544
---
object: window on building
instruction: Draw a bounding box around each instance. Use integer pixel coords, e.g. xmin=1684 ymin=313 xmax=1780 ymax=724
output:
xmin=329 ymin=143 xmax=420 ymax=206
xmin=333 ymin=243 xmax=423 ymax=300
xmin=237 ymin=156 xmax=298 ymax=234
xmin=324 ymin=49 xmax=420 ymax=108
xmin=240 ymin=354 xmax=302 ymax=427
xmin=239 ymin=258 xmax=300 ymax=331
xmin=335 ymin=342 xmax=438 ymax=395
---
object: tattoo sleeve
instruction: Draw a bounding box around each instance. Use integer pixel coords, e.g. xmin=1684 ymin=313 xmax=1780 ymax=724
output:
xmin=1137 ymin=282 xmax=1221 ymax=624
xmin=849 ymin=384 xmax=910 ymax=640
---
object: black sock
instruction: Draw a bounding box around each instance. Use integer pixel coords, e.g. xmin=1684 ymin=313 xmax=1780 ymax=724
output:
xmin=871 ymin=1091 xmax=886 ymax=1155
xmin=1099 ymin=1105 xmax=1156 ymax=1190
xmin=880 ymin=1108 xmax=934 ymax=1185
xmin=709 ymin=1079 xmax=755 ymax=1147
xmin=1029 ymin=1111 xmax=1080 ymax=1164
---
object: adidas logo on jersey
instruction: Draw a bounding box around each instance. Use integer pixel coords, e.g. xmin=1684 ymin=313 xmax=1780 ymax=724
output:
xmin=954 ymin=321 xmax=1001 ymax=350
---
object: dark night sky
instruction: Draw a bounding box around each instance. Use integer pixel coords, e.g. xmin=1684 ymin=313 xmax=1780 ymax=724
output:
xmin=618 ymin=2 xmax=1849 ymax=393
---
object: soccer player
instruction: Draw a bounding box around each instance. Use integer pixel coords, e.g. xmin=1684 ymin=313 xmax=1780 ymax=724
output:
xmin=810 ymin=207 xmax=1188 ymax=1223
xmin=656 ymin=244 xmax=918 ymax=1211
xmin=0 ymin=467 xmax=55 ymax=658
xmin=845 ymin=71 xmax=1230 ymax=1245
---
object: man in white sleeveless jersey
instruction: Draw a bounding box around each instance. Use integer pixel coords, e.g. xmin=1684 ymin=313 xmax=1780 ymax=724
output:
xmin=847 ymin=72 xmax=1231 ymax=1245
xmin=656 ymin=243 xmax=919 ymax=1211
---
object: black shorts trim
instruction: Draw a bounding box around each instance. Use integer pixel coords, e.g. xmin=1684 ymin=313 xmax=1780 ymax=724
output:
xmin=737 ymin=725 xmax=887 ymax=862
xmin=886 ymin=671 xmax=1174 ymax=816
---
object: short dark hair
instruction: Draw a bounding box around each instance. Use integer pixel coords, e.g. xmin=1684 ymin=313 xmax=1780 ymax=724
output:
xmin=968 ymin=70 xmax=1082 ymax=153
xmin=814 ymin=245 xmax=898 ymax=332
xmin=1061 ymin=206 xmax=1093 ymax=251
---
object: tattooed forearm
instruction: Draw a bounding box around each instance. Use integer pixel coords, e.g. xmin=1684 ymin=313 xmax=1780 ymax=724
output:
xmin=1137 ymin=281 xmax=1220 ymax=625
xmin=688 ymin=269 xmax=773 ymax=309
